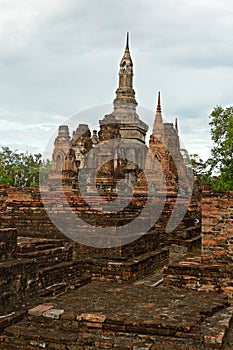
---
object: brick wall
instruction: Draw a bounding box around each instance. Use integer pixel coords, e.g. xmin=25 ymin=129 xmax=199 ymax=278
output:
xmin=164 ymin=191 xmax=233 ymax=298
xmin=0 ymin=185 xmax=201 ymax=259
xmin=163 ymin=256 xmax=233 ymax=297
xmin=202 ymin=191 xmax=233 ymax=263
xmin=0 ymin=228 xmax=39 ymax=315
xmin=0 ymin=228 xmax=17 ymax=261
xmin=0 ymin=186 xmax=64 ymax=238
xmin=85 ymin=248 xmax=169 ymax=283
xmin=0 ymin=259 xmax=38 ymax=314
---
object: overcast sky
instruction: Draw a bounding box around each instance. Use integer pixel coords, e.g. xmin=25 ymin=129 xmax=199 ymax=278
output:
xmin=0 ymin=0 xmax=233 ymax=159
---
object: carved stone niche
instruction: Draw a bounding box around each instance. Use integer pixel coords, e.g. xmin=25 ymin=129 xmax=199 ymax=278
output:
xmin=98 ymin=122 xmax=121 ymax=142
xmin=72 ymin=124 xmax=93 ymax=154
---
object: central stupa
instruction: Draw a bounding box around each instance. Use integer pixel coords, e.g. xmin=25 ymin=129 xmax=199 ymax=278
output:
xmin=99 ymin=33 xmax=148 ymax=145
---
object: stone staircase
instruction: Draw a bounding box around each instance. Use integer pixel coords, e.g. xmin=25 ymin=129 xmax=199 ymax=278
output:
xmin=17 ymin=236 xmax=91 ymax=297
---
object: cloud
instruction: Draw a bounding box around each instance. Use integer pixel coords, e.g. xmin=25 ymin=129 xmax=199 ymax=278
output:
xmin=1 ymin=143 xmax=39 ymax=154
xmin=0 ymin=0 xmax=232 ymax=159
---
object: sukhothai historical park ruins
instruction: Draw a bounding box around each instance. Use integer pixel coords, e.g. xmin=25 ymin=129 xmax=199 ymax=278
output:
xmin=0 ymin=34 xmax=233 ymax=349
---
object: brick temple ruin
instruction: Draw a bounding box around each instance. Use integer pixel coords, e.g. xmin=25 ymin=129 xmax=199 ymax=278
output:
xmin=0 ymin=35 xmax=233 ymax=349
xmin=49 ymin=33 xmax=191 ymax=196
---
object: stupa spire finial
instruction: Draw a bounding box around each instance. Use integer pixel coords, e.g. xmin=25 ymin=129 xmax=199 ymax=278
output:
xmin=153 ymin=91 xmax=164 ymax=137
xmin=126 ymin=32 xmax=129 ymax=50
xmin=113 ymin=33 xmax=137 ymax=113
xmin=175 ymin=117 xmax=178 ymax=132
xmin=157 ymin=91 xmax=161 ymax=114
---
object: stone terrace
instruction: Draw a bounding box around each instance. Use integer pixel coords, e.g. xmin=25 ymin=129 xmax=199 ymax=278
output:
xmin=1 ymin=282 xmax=233 ymax=350
xmin=1 ymin=189 xmax=233 ymax=349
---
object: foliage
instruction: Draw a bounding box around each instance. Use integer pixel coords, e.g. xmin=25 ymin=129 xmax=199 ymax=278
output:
xmin=189 ymin=105 xmax=233 ymax=190
xmin=0 ymin=147 xmax=51 ymax=187
xmin=188 ymin=153 xmax=210 ymax=180
xmin=208 ymin=105 xmax=233 ymax=190
xmin=39 ymin=159 xmax=52 ymax=185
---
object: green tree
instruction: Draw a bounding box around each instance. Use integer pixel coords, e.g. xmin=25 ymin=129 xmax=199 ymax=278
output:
xmin=188 ymin=153 xmax=211 ymax=182
xmin=208 ymin=105 xmax=233 ymax=190
xmin=0 ymin=147 xmax=51 ymax=187
xmin=189 ymin=105 xmax=233 ymax=190
xmin=39 ymin=159 xmax=52 ymax=185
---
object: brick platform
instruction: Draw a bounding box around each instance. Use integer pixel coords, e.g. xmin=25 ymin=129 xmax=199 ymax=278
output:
xmin=0 ymin=186 xmax=201 ymax=259
xmin=163 ymin=256 xmax=233 ymax=298
xmin=1 ymin=282 xmax=233 ymax=349
xmin=85 ymin=248 xmax=169 ymax=283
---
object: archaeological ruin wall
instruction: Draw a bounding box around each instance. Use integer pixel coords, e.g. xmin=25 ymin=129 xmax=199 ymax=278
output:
xmin=0 ymin=185 xmax=201 ymax=258
xmin=202 ymin=191 xmax=233 ymax=263
xmin=163 ymin=190 xmax=233 ymax=298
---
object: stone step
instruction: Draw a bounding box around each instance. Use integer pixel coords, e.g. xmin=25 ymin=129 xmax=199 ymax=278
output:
xmin=87 ymin=248 xmax=169 ymax=283
xmin=1 ymin=305 xmax=232 ymax=350
xmin=17 ymin=236 xmax=64 ymax=253
xmin=167 ymin=234 xmax=202 ymax=252
xmin=0 ymin=313 xmax=198 ymax=350
xmin=0 ymin=308 xmax=28 ymax=333
xmin=0 ymin=319 xmax=78 ymax=349
xmin=39 ymin=260 xmax=84 ymax=288
xmin=163 ymin=257 xmax=233 ymax=298
xmin=38 ymin=273 xmax=92 ymax=298
xmin=17 ymin=242 xmax=58 ymax=253
xmin=134 ymin=267 xmax=163 ymax=287
xmin=0 ymin=321 xmax=154 ymax=350
xmin=17 ymin=246 xmax=73 ymax=268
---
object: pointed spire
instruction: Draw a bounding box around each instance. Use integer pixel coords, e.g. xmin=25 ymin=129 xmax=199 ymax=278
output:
xmin=101 ymin=33 xmax=148 ymax=142
xmin=120 ymin=32 xmax=133 ymax=68
xmin=126 ymin=32 xmax=129 ymax=50
xmin=153 ymin=91 xmax=164 ymax=137
xmin=175 ymin=118 xmax=178 ymax=132
xmin=113 ymin=33 xmax=137 ymax=113
xmin=156 ymin=91 xmax=161 ymax=114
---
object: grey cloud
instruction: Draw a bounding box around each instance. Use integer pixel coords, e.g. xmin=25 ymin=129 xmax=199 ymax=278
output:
xmin=0 ymin=0 xmax=232 ymax=158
